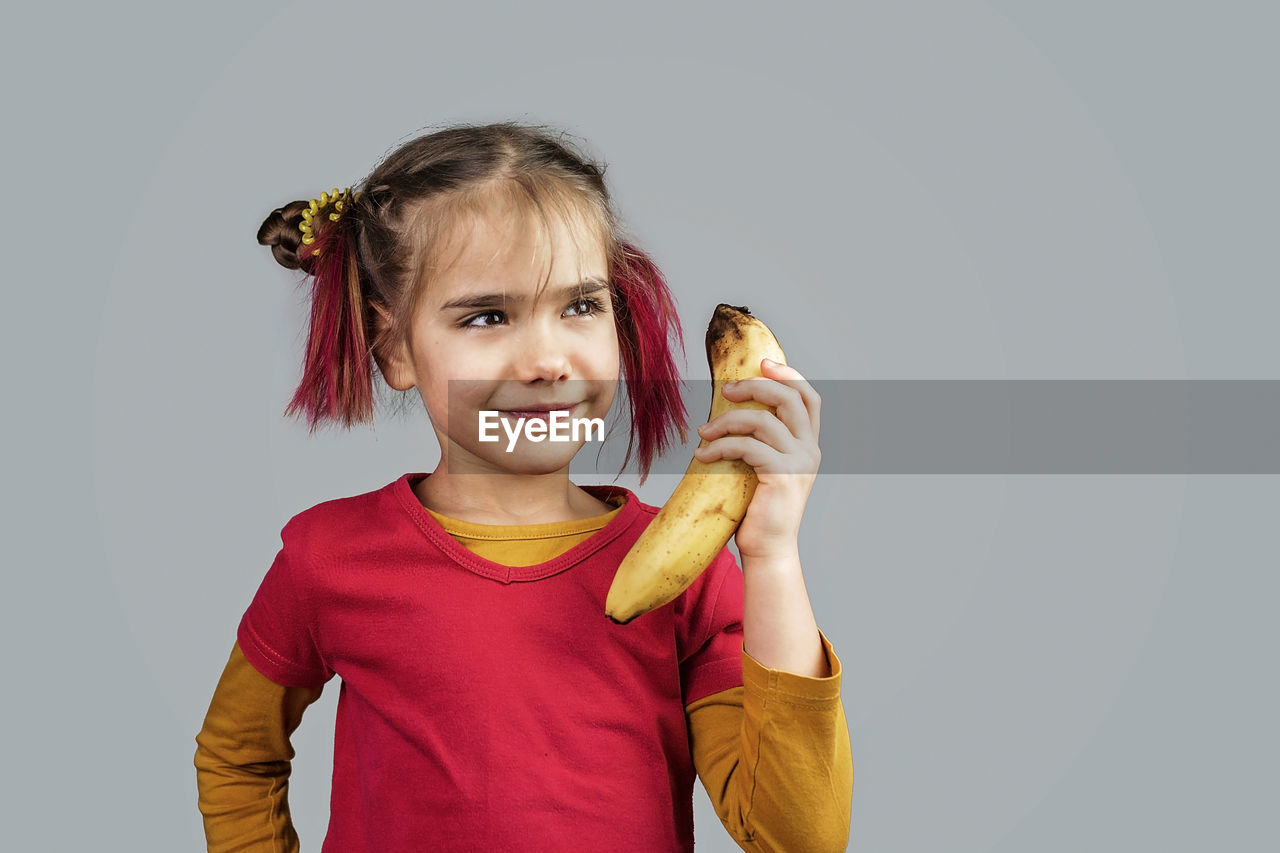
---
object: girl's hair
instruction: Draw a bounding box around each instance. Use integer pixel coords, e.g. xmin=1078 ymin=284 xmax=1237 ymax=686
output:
xmin=256 ymin=121 xmax=689 ymax=482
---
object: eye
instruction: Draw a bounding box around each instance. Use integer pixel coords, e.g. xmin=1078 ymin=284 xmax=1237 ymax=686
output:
xmin=564 ymin=296 xmax=607 ymax=317
xmin=461 ymin=310 xmax=505 ymax=328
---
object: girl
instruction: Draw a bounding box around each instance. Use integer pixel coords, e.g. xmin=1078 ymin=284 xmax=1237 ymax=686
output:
xmin=194 ymin=121 xmax=852 ymax=852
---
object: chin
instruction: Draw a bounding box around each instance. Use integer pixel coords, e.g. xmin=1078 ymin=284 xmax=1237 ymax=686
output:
xmin=503 ymin=446 xmax=584 ymax=475
xmin=457 ymin=443 xmax=585 ymax=477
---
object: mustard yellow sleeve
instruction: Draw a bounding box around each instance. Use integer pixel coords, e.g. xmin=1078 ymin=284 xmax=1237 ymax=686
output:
xmin=194 ymin=642 xmax=324 ymax=852
xmin=686 ymin=631 xmax=852 ymax=853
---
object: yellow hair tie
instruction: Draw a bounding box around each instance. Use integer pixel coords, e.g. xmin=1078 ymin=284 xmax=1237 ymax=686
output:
xmin=298 ymin=187 xmax=359 ymax=256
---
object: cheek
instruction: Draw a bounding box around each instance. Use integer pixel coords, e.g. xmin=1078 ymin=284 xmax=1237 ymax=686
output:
xmin=596 ymin=333 xmax=622 ymax=410
xmin=599 ymin=321 xmax=622 ymax=375
xmin=604 ymin=331 xmax=621 ymax=373
xmin=429 ymin=378 xmax=488 ymax=421
xmin=419 ymin=383 xmax=450 ymax=428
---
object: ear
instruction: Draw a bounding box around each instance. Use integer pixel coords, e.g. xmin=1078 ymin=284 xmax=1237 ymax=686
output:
xmin=369 ymin=301 xmax=417 ymax=392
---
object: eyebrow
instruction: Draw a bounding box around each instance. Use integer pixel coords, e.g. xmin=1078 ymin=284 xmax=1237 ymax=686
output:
xmin=439 ymin=278 xmax=612 ymax=312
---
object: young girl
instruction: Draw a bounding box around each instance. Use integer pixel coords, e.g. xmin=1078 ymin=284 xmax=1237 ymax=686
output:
xmin=194 ymin=121 xmax=852 ymax=852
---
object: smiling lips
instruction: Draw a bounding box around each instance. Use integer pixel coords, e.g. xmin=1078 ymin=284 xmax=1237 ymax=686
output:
xmin=498 ymin=403 xmax=578 ymax=422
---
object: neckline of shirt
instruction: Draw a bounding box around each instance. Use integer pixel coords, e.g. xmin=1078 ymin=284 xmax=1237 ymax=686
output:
xmin=390 ymin=472 xmax=645 ymax=583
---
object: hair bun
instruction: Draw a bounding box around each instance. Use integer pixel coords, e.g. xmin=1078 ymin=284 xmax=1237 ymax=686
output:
xmin=257 ymin=200 xmax=312 ymax=272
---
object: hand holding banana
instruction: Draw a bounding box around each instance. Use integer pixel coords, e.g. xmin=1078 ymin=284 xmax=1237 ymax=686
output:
xmin=605 ymin=304 xmax=822 ymax=624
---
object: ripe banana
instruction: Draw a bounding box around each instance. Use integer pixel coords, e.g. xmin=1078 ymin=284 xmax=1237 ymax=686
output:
xmin=605 ymin=303 xmax=787 ymax=625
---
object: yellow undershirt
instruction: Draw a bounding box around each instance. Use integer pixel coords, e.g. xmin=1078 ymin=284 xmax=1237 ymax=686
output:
xmin=422 ymin=492 xmax=625 ymax=566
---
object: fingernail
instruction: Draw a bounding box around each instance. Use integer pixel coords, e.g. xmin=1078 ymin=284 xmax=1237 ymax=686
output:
xmin=762 ymin=358 xmax=777 ymax=367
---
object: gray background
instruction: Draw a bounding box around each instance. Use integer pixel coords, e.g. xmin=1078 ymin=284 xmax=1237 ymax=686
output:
xmin=3 ymin=1 xmax=1276 ymax=850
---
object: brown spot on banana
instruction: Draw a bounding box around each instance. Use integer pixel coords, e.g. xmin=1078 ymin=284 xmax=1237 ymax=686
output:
xmin=605 ymin=304 xmax=787 ymax=625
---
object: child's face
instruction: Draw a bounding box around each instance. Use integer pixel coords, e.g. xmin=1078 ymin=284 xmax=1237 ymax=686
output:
xmin=384 ymin=203 xmax=620 ymax=478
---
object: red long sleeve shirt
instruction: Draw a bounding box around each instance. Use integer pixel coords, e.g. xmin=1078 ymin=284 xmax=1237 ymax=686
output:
xmin=195 ymin=473 xmax=852 ymax=851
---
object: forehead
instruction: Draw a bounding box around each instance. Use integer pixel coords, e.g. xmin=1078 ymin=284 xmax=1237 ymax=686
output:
xmin=429 ymin=190 xmax=609 ymax=289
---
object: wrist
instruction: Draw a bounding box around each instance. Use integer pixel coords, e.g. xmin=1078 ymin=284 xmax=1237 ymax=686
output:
xmin=739 ymin=545 xmax=803 ymax=575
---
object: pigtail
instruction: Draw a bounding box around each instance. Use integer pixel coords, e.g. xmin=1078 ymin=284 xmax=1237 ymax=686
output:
xmin=612 ymin=242 xmax=691 ymax=483
xmin=286 ymin=221 xmax=377 ymax=430
xmin=259 ymin=199 xmax=376 ymax=431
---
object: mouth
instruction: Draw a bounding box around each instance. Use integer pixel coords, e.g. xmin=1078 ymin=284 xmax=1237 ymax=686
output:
xmin=497 ymin=403 xmax=579 ymax=422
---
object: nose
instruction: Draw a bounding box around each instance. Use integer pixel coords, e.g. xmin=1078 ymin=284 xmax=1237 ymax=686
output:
xmin=512 ymin=316 xmax=572 ymax=383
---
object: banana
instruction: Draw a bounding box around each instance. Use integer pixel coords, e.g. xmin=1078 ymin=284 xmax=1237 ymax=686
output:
xmin=605 ymin=303 xmax=787 ymax=625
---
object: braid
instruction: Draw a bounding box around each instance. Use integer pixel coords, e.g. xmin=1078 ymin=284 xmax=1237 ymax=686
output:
xmin=256 ymin=201 xmax=315 ymax=273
